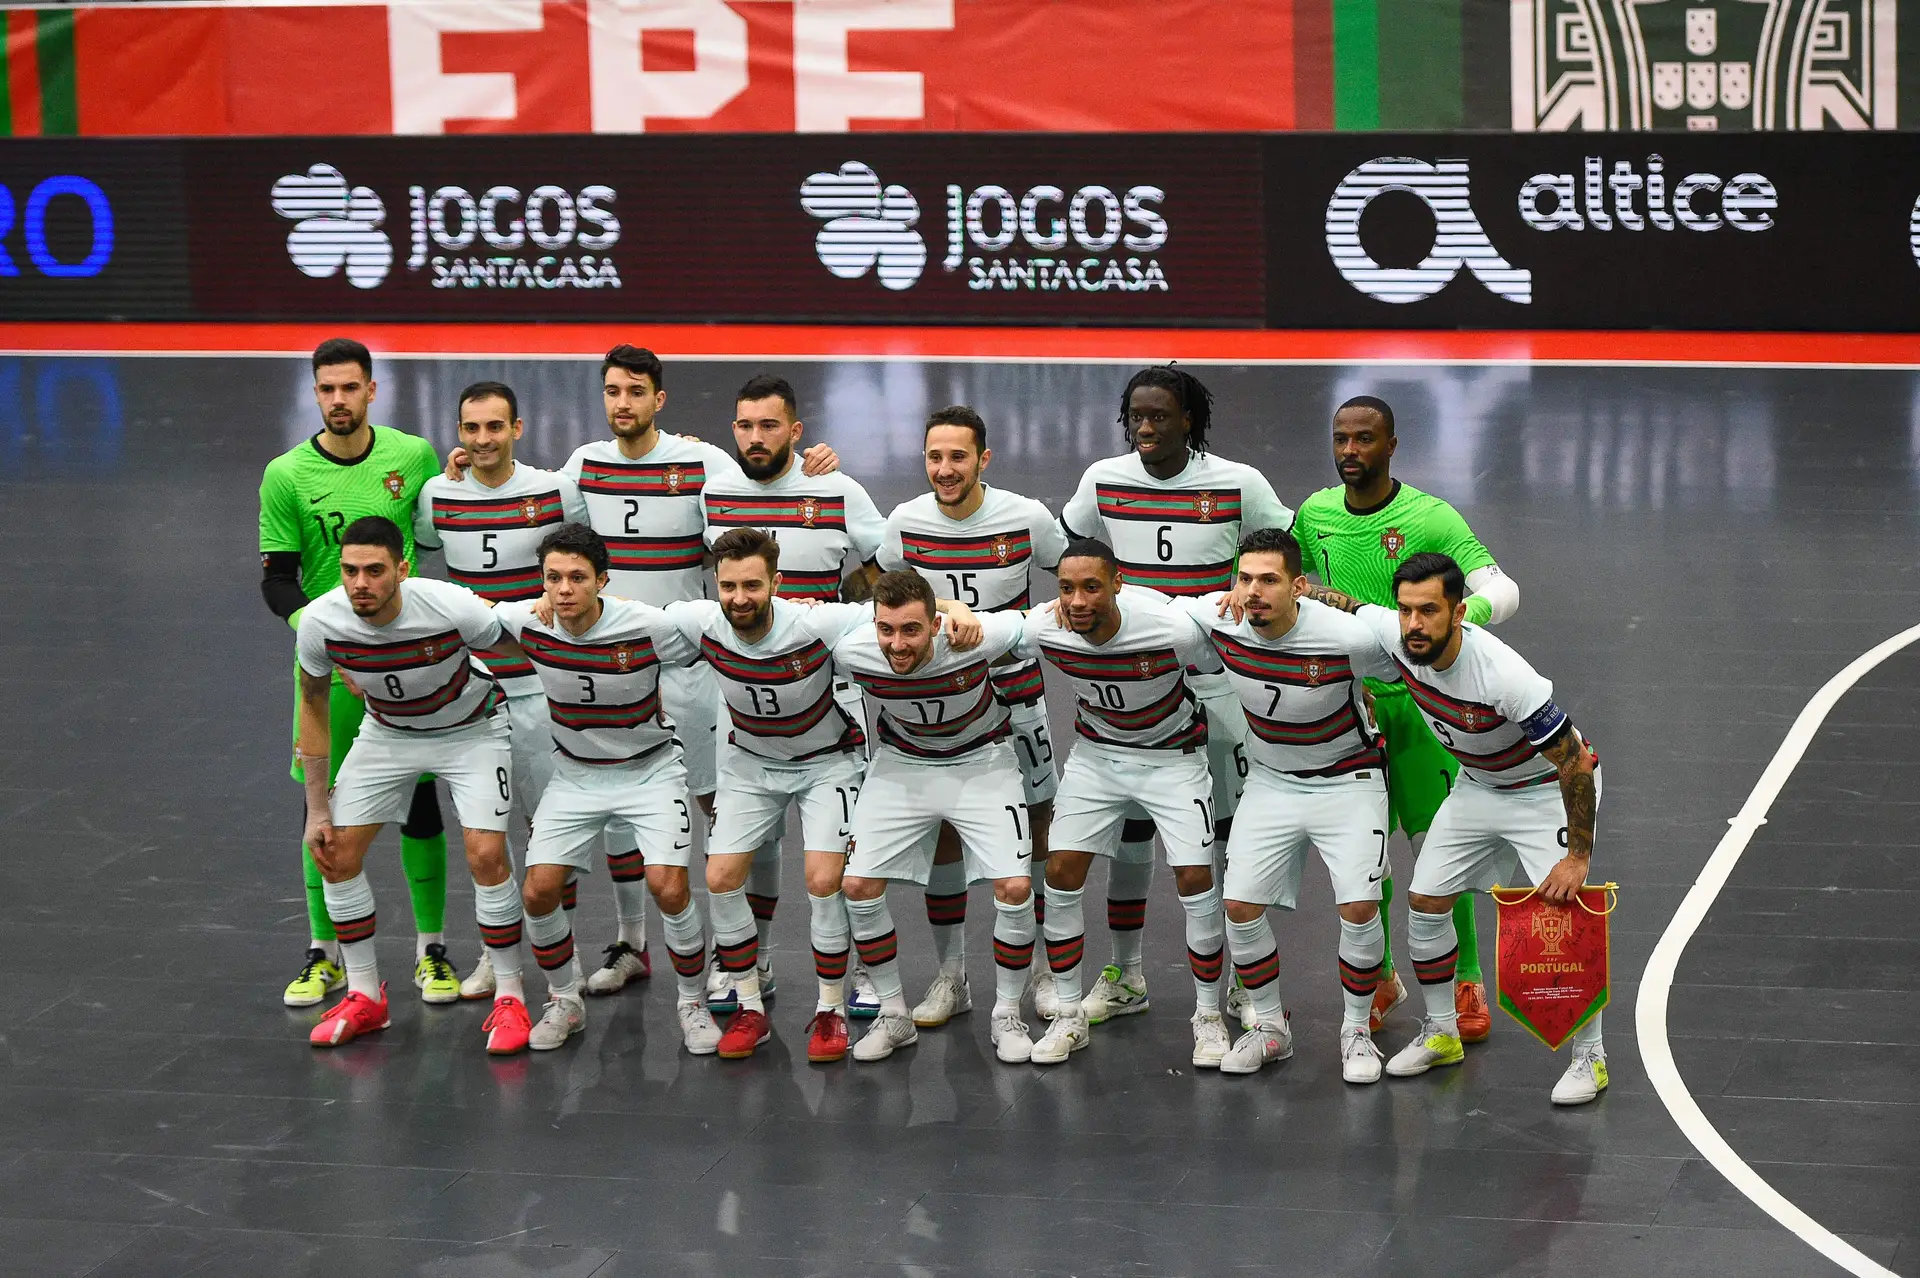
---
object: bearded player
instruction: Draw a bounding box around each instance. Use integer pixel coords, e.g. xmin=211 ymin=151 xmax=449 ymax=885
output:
xmin=1305 ymin=555 xmax=1605 ymax=1105
xmin=1290 ymin=396 xmax=1520 ymax=1043
xmin=1058 ymin=367 xmax=1291 ymax=1026
xmin=260 ymin=338 xmax=460 ymax=1009
xmin=877 ymin=406 xmax=1067 ymax=1028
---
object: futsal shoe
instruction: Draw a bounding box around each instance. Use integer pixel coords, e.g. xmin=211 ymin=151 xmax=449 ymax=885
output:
xmin=1339 ymin=1025 xmax=1385 ymax=1084
xmin=283 ymin=949 xmax=344 ymax=1008
xmin=805 ymin=1008 xmax=850 ymax=1062
xmin=1369 ymin=969 xmax=1407 ymax=1034
xmin=413 ymin=943 xmax=462 ymax=1005
xmin=852 ymin=1013 xmax=919 ymax=1062
xmin=1225 ymin=980 xmax=1256 ymax=1030
xmin=678 ymin=1001 xmax=722 ymax=1055
xmin=1455 ymin=980 xmax=1492 ymax=1043
xmin=1081 ymin=965 xmax=1149 ymax=1024
xmin=1030 ymin=1011 xmax=1090 ymax=1064
xmin=847 ymin=967 xmax=881 ymax=1020
xmin=990 ymin=1011 xmax=1034 ymax=1064
xmin=1221 ymin=1017 xmax=1295 ymax=1075
xmin=1385 ymin=1022 xmax=1466 ymax=1077
xmin=482 ymin=995 xmax=533 ymax=1055
xmin=1191 ymin=1010 xmax=1232 ymax=1068
xmin=912 ymin=972 xmax=972 ymax=1027
xmin=528 ymin=996 xmax=585 ymax=1051
xmin=1551 ymin=1044 xmax=1609 ymax=1106
xmin=459 ymin=949 xmax=496 ymax=1000
xmin=1029 ymin=965 xmax=1059 ymax=1019
xmin=586 ymin=942 xmax=651 ymax=995
xmin=310 ymin=984 xmax=390 ymax=1047
xmin=716 ymin=1009 xmax=771 ymax=1059
xmin=709 ymin=962 xmax=776 ymax=1014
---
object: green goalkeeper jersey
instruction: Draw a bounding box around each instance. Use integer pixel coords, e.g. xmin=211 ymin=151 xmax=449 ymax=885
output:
xmin=1290 ymin=481 xmax=1498 ymax=625
xmin=258 ymin=425 xmax=440 ymax=601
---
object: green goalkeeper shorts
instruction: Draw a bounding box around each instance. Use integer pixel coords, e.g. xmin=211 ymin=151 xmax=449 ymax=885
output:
xmin=1370 ymin=680 xmax=1459 ymax=839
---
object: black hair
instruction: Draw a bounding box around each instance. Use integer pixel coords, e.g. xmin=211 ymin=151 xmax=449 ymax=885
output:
xmin=312 ymin=337 xmax=372 ymax=379
xmin=925 ymin=404 xmax=987 ymax=451
xmin=1119 ymin=364 xmax=1214 ymax=454
xmin=736 ymin=373 xmax=799 ymax=418
xmin=340 ymin=515 xmax=403 ymax=560
xmin=1238 ymin=526 xmax=1302 ymax=577
xmin=458 ymin=380 xmax=518 ymax=426
xmin=1337 ymin=395 xmax=1395 ymax=436
xmin=871 ymin=569 xmax=937 ymax=619
xmin=601 ymin=344 xmax=665 ymax=390
xmin=538 ymin=523 xmax=610 ymax=577
xmin=1391 ymin=551 xmax=1465 ymax=605
xmin=1059 ymin=537 xmax=1120 ymax=576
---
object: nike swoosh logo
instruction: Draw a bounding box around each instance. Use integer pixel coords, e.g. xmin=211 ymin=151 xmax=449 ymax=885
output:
xmin=1316 ymin=531 xmax=1331 ymax=539
xmin=1367 ymin=868 xmax=1386 ymax=882
xmin=494 ymin=807 xmax=510 ymax=816
xmin=310 ymin=494 xmax=332 ymax=504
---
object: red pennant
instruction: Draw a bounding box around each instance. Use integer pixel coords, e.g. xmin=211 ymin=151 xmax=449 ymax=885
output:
xmin=1491 ymin=884 xmax=1616 ymax=1050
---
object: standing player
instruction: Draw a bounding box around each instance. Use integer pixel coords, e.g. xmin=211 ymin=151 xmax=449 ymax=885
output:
xmin=260 ymin=338 xmax=459 ymax=1009
xmin=877 ymin=406 xmax=1067 ymax=1027
xmin=1017 ymin=540 xmax=1230 ymax=1068
xmin=493 ymin=525 xmax=712 ymax=1054
xmin=295 ymin=517 xmax=534 ymax=1054
xmin=413 ymin=381 xmax=588 ymax=1000
xmin=1304 ymin=556 xmax=1605 ymax=1105
xmin=1161 ymin=529 xmax=1401 ymax=1082
xmin=1058 ymin=366 xmax=1292 ymax=1025
xmin=833 ymin=572 xmax=1036 ymax=1065
xmin=1289 ymin=396 xmax=1521 ymax=1043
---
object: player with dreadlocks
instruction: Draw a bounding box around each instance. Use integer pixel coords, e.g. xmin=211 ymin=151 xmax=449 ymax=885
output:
xmin=1054 ymin=366 xmax=1292 ymax=1056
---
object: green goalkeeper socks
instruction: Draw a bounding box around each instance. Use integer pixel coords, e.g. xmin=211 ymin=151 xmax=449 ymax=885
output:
xmin=401 ymin=833 xmax=449 ymax=936
xmin=1454 ymin=893 xmax=1482 ymax=983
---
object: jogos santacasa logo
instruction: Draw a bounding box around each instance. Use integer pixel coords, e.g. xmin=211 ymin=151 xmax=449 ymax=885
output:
xmin=1325 ymin=155 xmax=1777 ymax=305
xmin=271 ymin=164 xmax=621 ymax=291
xmin=800 ymin=161 xmax=1171 ymax=295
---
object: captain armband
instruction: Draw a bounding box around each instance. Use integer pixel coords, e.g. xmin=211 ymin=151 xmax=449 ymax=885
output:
xmin=1518 ymin=699 xmax=1570 ymax=748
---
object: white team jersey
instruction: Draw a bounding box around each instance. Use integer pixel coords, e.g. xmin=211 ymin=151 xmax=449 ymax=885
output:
xmin=1173 ymin=595 xmax=1397 ymax=781
xmin=665 ymin=598 xmax=868 ymax=763
xmin=414 ymin=462 xmax=588 ymax=695
xmin=297 ymin=577 xmax=504 ymax=734
xmin=563 ymin=435 xmax=740 ymax=606
xmin=702 ymin=463 xmax=886 ymax=601
xmin=1356 ymin=604 xmax=1581 ymax=791
xmin=495 ymin=597 xmax=700 ymax=767
xmin=880 ymin=484 xmax=1067 ymax=710
xmin=835 ymin=612 xmax=1027 ymax=763
xmin=1026 ymin=588 xmax=1217 ymax=758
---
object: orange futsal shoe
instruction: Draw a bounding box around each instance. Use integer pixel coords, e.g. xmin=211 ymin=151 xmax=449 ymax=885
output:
xmin=483 ymin=995 xmax=533 ymax=1055
xmin=1369 ymin=969 xmax=1407 ymax=1035
xmin=310 ymin=984 xmax=391 ymax=1048
xmin=717 ymin=1009 xmax=771 ymax=1060
xmin=806 ymin=1009 xmax=850 ymax=1063
xmin=1455 ymin=981 xmax=1492 ymax=1044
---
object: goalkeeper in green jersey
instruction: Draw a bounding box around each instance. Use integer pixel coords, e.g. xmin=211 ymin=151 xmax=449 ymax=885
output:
xmin=258 ymin=338 xmax=460 ymax=1008
xmin=1289 ymin=396 xmax=1520 ymax=1045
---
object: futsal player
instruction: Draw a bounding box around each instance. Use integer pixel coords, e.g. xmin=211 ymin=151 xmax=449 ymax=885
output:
xmin=260 ymin=338 xmax=459 ymax=1009
xmin=1290 ymin=396 xmax=1521 ymax=1042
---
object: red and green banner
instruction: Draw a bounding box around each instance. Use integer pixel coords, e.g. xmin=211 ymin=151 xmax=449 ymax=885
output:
xmin=1492 ymin=884 xmax=1615 ymax=1050
xmin=3 ymin=8 xmax=78 ymax=136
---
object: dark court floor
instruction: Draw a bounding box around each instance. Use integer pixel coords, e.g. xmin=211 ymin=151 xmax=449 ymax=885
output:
xmin=0 ymin=351 xmax=1914 ymax=1276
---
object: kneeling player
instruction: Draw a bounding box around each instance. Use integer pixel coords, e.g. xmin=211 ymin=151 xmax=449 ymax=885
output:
xmin=494 ymin=525 xmax=712 ymax=1053
xmin=1166 ymin=529 xmax=1401 ymax=1081
xmin=833 ymin=572 xmax=1037 ymax=1065
xmin=295 ymin=517 xmax=533 ymax=1053
xmin=1312 ymin=554 xmax=1607 ymax=1105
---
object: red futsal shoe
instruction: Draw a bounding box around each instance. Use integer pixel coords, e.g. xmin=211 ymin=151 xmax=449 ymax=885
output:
xmin=806 ymin=1009 xmax=850 ymax=1063
xmin=717 ymin=1009 xmax=771 ymax=1060
xmin=483 ymin=995 xmax=533 ymax=1055
xmin=311 ymin=984 xmax=391 ymax=1047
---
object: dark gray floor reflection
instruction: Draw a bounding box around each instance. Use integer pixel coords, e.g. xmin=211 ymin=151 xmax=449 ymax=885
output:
xmin=0 ymin=353 xmax=1914 ymax=1276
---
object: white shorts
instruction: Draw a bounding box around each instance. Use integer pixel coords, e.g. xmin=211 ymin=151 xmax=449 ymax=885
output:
xmin=331 ymin=714 xmax=512 ymax=832
xmin=1224 ymin=765 xmax=1390 ymax=908
xmin=660 ymin=663 xmax=719 ymax=798
xmin=709 ymin=748 xmax=865 ymax=858
xmin=1200 ymin=686 xmax=1250 ymax=820
xmin=528 ymin=749 xmax=695 ymax=872
xmin=1408 ymin=768 xmax=1603 ymax=898
xmin=847 ymin=743 xmax=1032 ymax=886
xmin=1050 ymin=744 xmax=1217 ymax=867
xmin=1007 ymin=700 xmax=1060 ymax=807
xmin=507 ymin=691 xmax=556 ymax=837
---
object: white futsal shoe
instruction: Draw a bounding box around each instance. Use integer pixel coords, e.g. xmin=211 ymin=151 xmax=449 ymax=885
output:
xmin=912 ymin=972 xmax=972 ymax=1027
xmin=528 ymin=996 xmax=585 ymax=1051
xmin=1190 ymin=1010 xmax=1232 ymax=1068
xmin=1551 ymin=1043 xmax=1609 ymax=1106
xmin=1220 ymin=1018 xmax=1294 ymax=1075
xmin=1031 ymin=1011 xmax=1090 ymax=1065
xmin=990 ymin=1011 xmax=1034 ymax=1063
xmin=1339 ymin=1025 xmax=1384 ymax=1084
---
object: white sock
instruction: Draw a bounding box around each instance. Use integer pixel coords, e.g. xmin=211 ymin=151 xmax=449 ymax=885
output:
xmin=323 ymin=873 xmax=380 ymax=998
xmin=525 ymin=906 xmax=579 ymax=1000
xmin=924 ymin=857 xmax=969 ymax=977
xmin=473 ymin=878 xmax=526 ymax=1002
xmin=1225 ymin=914 xmax=1284 ymax=1025
xmin=1107 ymin=849 xmax=1153 ymax=976
xmin=845 ymin=893 xmax=908 ymax=1017
xmin=1406 ymin=908 xmax=1460 ymax=1035
xmin=808 ymin=890 xmax=852 ymax=1010
xmin=747 ymin=838 xmax=781 ymax=957
xmin=658 ymin=900 xmax=707 ymax=1005
xmin=708 ymin=886 xmax=763 ymax=1013
xmin=1179 ymin=883 xmax=1226 ymax=1013
xmin=311 ymin=938 xmax=342 ymax=964
xmin=1571 ymin=1010 xmax=1605 ymax=1052
xmin=991 ymin=894 xmax=1036 ymax=1014
xmin=414 ymin=930 xmax=443 ymax=962
xmin=1041 ymin=882 xmax=1087 ymax=1012
xmin=1338 ymin=914 xmax=1386 ymax=1029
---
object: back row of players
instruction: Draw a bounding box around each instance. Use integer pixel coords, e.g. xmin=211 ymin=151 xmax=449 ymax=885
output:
xmin=261 ymin=339 xmax=1607 ymax=1105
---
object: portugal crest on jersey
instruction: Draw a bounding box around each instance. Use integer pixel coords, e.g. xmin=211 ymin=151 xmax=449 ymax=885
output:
xmin=1380 ymin=527 xmax=1405 ymax=560
xmin=522 ymin=497 xmax=542 ymax=524
xmin=992 ymin=535 xmax=1012 ymax=564
xmin=790 ymin=657 xmax=806 ymax=676
xmin=1195 ymin=491 xmax=1217 ymax=522
xmin=1304 ymin=658 xmax=1324 ymax=687
xmin=799 ymin=497 xmax=821 ymax=527
xmin=1136 ymin=657 xmax=1154 ymax=677
xmin=614 ymin=646 xmax=634 ymax=672
xmin=384 ymin=470 xmax=406 ymax=499
xmin=665 ymin=465 xmax=684 ymax=493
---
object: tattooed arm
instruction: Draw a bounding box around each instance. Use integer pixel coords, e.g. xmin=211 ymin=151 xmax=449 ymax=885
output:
xmin=1300 ymin=582 xmax=1366 ymax=613
xmin=1535 ymin=722 xmax=1597 ymax=905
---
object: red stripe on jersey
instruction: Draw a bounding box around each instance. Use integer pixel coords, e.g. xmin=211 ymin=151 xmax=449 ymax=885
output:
xmin=430 ymin=492 xmax=565 ymax=531
xmin=1075 ymin=710 xmax=1206 ymax=752
xmin=577 ymin=459 xmax=708 ymax=497
xmin=727 ymin=686 xmax=840 ymax=737
xmin=365 ymin=659 xmax=476 ymax=718
xmin=1115 ymin=560 xmax=1235 ymax=595
xmin=989 ymin=661 xmax=1046 ymax=706
xmin=700 ymin=637 xmax=831 ymax=684
xmin=324 ymin=629 xmax=465 ymax=672
xmin=1287 ymin=742 xmax=1387 ymax=778
xmin=1081 ymin=680 xmax=1193 ymax=733
xmin=899 ymin=529 xmax=1034 ymax=569
xmin=1094 ymin=484 xmax=1243 ymax=524
xmin=878 ymin=715 xmax=1010 ymax=760
xmin=774 ymin=571 xmax=843 ymax=600
xmin=1396 ymin=665 xmax=1507 ymax=734
xmin=706 ymin=494 xmax=848 ymax=530
xmin=549 ymin=693 xmax=662 ymax=731
xmin=521 ymin=630 xmax=659 ymax=675
xmin=448 ymin=565 xmax=543 ymax=601
xmin=1445 ymin=735 xmax=1539 ymax=773
xmin=475 ymin=645 xmax=536 ymax=678
xmin=1041 ymin=645 xmax=1182 ymax=681
xmin=1212 ymin=634 xmax=1355 ymax=687
xmin=605 ymin=534 xmax=705 ymax=571
xmin=1246 ymin=701 xmax=1359 ymax=746
xmin=855 ymin=661 xmax=988 ymax=700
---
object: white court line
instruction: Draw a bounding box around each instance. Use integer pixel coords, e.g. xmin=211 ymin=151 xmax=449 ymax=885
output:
xmin=1636 ymin=622 xmax=1920 ymax=1278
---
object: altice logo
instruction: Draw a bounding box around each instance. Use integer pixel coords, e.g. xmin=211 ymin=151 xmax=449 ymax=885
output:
xmin=1325 ymin=157 xmax=1531 ymax=304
